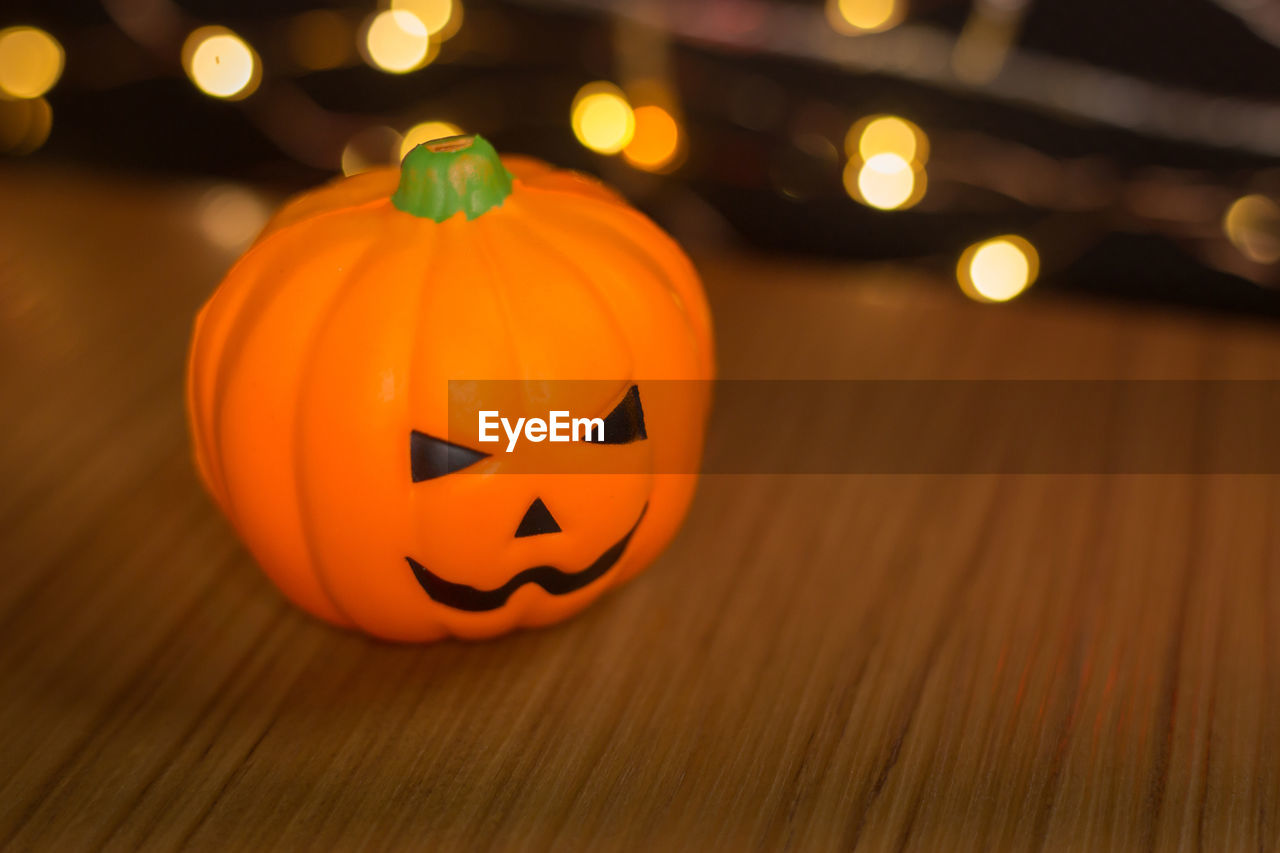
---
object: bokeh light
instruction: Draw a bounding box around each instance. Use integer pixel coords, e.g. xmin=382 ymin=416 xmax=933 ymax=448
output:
xmin=571 ymin=82 xmax=635 ymax=155
xmin=399 ymin=120 xmax=463 ymax=160
xmin=958 ymin=235 xmax=1039 ymax=302
xmin=1223 ymin=194 xmax=1280 ymax=264
xmin=286 ymin=10 xmax=353 ymax=71
xmin=197 ymin=185 xmax=270 ymax=251
xmin=362 ymin=10 xmax=434 ymax=74
xmin=342 ymin=125 xmax=403 ymax=175
xmin=183 ymin=27 xmax=260 ymax=100
xmin=849 ymin=115 xmax=928 ymax=165
xmin=826 ymin=0 xmax=903 ymax=34
xmin=0 ymin=99 xmax=31 ymax=151
xmin=0 ymin=27 xmax=63 ymax=100
xmin=0 ymin=96 xmax=51 ymax=154
xmin=623 ymin=105 xmax=682 ymax=172
xmin=844 ymin=114 xmax=929 ymax=209
xmin=845 ymin=152 xmax=923 ymax=210
xmin=390 ymin=0 xmax=461 ymax=39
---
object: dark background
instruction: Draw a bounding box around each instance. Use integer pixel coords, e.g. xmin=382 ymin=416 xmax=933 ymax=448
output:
xmin=6 ymin=0 xmax=1280 ymax=316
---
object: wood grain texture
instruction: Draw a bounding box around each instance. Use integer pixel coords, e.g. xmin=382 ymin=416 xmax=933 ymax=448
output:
xmin=2 ymin=166 xmax=1280 ymax=851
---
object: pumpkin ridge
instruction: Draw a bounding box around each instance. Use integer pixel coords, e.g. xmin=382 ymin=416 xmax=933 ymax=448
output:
xmin=472 ymin=212 xmax=542 ymax=389
xmin=188 ymin=308 xmax=234 ymax=514
xmin=204 ymin=255 xmax=294 ymax=533
xmin=516 ymin=183 xmax=710 ymax=357
xmin=206 ymin=208 xmax=389 ymax=544
xmin=498 ymin=197 xmax=637 ymax=382
xmin=513 ymin=178 xmax=637 ymax=219
xmin=499 ymin=160 xmax=625 ymax=207
xmin=190 ymin=244 xmax=287 ymax=515
xmin=250 ymin=195 xmax=393 ymax=261
xmin=475 ymin=215 xmax=530 ymax=383
xmin=405 ymin=219 xmax=440 ymax=631
xmin=288 ymin=235 xmax=391 ymax=629
xmin=514 ymin=184 xmax=701 ymax=307
xmin=206 ymin=200 xmax=396 ymax=461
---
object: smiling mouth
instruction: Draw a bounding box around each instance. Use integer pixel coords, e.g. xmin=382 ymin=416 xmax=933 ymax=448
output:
xmin=405 ymin=504 xmax=648 ymax=613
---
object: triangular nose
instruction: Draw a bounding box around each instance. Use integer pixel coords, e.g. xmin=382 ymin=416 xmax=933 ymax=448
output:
xmin=514 ymin=498 xmax=561 ymax=538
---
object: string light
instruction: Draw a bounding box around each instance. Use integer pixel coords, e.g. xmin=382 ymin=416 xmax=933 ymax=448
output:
xmin=843 ymin=114 xmax=927 ymax=209
xmin=848 ymin=115 xmax=928 ymax=165
xmin=390 ymin=0 xmax=462 ymax=40
xmin=958 ymin=235 xmax=1039 ymax=302
xmin=623 ymin=105 xmax=681 ymax=171
xmin=362 ymin=10 xmax=434 ymax=74
xmin=286 ymin=10 xmax=353 ymax=71
xmin=1223 ymin=195 xmax=1280 ymax=264
xmin=846 ymin=153 xmax=922 ymax=210
xmin=399 ymin=120 xmax=463 ymax=160
xmin=0 ymin=26 xmax=64 ymax=100
xmin=825 ymin=0 xmax=902 ymax=34
xmin=595 ymin=0 xmax=1280 ymax=158
xmin=65 ymin=0 xmax=1280 ymax=307
xmin=571 ymin=82 xmax=635 ymax=155
xmin=183 ymin=27 xmax=260 ymax=100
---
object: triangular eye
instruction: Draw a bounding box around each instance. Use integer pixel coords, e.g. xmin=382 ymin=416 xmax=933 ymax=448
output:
xmin=587 ymin=385 xmax=647 ymax=445
xmin=410 ymin=431 xmax=489 ymax=481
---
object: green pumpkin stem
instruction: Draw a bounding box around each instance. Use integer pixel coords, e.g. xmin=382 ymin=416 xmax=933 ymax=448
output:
xmin=391 ymin=134 xmax=514 ymax=222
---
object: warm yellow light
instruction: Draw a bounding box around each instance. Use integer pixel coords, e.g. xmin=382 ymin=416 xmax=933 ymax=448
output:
xmin=197 ymin=185 xmax=270 ymax=251
xmin=826 ymin=0 xmax=901 ymax=33
xmin=0 ymin=96 xmax=50 ymax=154
xmin=22 ymin=96 xmax=50 ymax=152
xmin=363 ymin=10 xmax=433 ymax=74
xmin=847 ymin=152 xmax=922 ymax=210
xmin=390 ymin=0 xmax=458 ymax=38
xmin=1223 ymin=194 xmax=1280 ymax=264
xmin=399 ymin=120 xmax=463 ymax=160
xmin=958 ymin=235 xmax=1039 ymax=303
xmin=184 ymin=28 xmax=259 ymax=100
xmin=0 ymin=99 xmax=30 ymax=151
xmin=571 ymin=82 xmax=635 ymax=155
xmin=0 ymin=27 xmax=64 ymax=99
xmin=849 ymin=114 xmax=928 ymax=165
xmin=623 ymin=105 xmax=681 ymax=171
xmin=342 ymin=125 xmax=403 ymax=176
xmin=286 ymin=10 xmax=353 ymax=71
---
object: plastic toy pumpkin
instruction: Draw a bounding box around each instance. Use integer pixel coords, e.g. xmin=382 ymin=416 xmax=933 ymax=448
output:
xmin=186 ymin=135 xmax=714 ymax=642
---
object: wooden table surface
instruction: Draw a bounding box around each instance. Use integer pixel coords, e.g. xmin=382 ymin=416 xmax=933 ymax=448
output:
xmin=3 ymin=166 xmax=1280 ymax=851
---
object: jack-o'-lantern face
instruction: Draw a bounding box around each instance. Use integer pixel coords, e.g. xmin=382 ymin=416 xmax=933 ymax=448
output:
xmin=404 ymin=385 xmax=650 ymax=612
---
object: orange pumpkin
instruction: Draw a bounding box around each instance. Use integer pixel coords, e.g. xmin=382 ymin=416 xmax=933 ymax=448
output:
xmin=186 ymin=135 xmax=714 ymax=642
